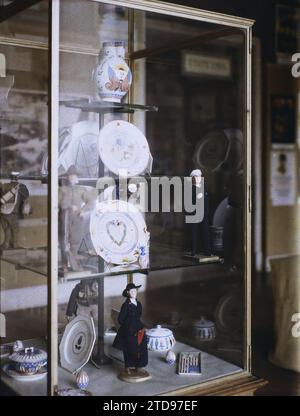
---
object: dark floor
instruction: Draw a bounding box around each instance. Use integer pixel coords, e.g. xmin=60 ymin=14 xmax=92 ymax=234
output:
xmin=252 ymin=275 xmax=300 ymax=396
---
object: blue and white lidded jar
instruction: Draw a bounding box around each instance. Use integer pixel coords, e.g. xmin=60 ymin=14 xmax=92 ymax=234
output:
xmin=9 ymin=347 xmax=47 ymax=375
xmin=192 ymin=317 xmax=216 ymax=341
xmin=146 ymin=325 xmax=176 ymax=352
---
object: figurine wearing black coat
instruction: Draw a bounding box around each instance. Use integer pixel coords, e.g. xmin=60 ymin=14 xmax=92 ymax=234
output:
xmin=113 ymin=283 xmax=149 ymax=381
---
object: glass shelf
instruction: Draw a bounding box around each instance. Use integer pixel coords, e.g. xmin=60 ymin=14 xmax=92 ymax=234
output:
xmin=0 ymin=246 xmax=222 ymax=280
xmin=58 ymin=245 xmax=222 ymax=282
xmin=60 ymin=99 xmax=158 ymax=114
xmin=0 ymin=247 xmax=48 ymax=276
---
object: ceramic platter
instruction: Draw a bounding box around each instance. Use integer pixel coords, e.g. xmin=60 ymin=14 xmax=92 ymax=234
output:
xmin=56 ymin=388 xmax=92 ymax=396
xmin=98 ymin=120 xmax=150 ymax=177
xmin=2 ymin=363 xmax=47 ymax=382
xmin=59 ymin=315 xmax=96 ymax=374
xmin=58 ymin=121 xmax=99 ymax=177
xmin=90 ymin=200 xmax=148 ymax=265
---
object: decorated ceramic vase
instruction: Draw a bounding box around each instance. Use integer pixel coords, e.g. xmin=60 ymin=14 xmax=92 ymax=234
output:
xmin=138 ymin=230 xmax=150 ymax=269
xmin=13 ymin=340 xmax=24 ymax=352
xmin=146 ymin=325 xmax=176 ymax=352
xmin=192 ymin=317 xmax=216 ymax=341
xmin=165 ymin=350 xmax=176 ymax=365
xmin=76 ymin=370 xmax=89 ymax=390
xmin=94 ymin=41 xmax=132 ymax=103
xmin=9 ymin=347 xmax=47 ymax=375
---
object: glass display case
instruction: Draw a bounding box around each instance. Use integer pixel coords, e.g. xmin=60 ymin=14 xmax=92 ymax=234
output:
xmin=0 ymin=0 xmax=258 ymax=396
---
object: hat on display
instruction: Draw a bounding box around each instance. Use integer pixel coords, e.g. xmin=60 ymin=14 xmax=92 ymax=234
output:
xmin=122 ymin=283 xmax=142 ymax=297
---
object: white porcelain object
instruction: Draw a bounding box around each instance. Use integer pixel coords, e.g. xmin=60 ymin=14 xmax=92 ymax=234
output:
xmin=76 ymin=370 xmax=89 ymax=390
xmin=9 ymin=347 xmax=47 ymax=375
xmin=59 ymin=314 xmax=96 ymax=374
xmin=94 ymin=41 xmax=132 ymax=103
xmin=2 ymin=363 xmax=47 ymax=382
xmin=165 ymin=350 xmax=176 ymax=365
xmin=13 ymin=340 xmax=24 ymax=352
xmin=90 ymin=200 xmax=149 ymax=265
xmin=146 ymin=325 xmax=176 ymax=352
xmin=98 ymin=120 xmax=150 ymax=177
xmin=192 ymin=317 xmax=216 ymax=341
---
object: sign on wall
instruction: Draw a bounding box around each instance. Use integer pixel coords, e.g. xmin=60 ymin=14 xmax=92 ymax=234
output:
xmin=182 ymin=52 xmax=232 ymax=79
xmin=270 ymin=149 xmax=296 ymax=206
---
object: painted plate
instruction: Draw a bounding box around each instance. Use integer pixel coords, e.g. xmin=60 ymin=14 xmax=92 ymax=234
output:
xmin=90 ymin=200 xmax=148 ymax=265
xmin=59 ymin=315 xmax=96 ymax=374
xmin=98 ymin=120 xmax=150 ymax=177
xmin=59 ymin=121 xmax=99 ymax=177
xmin=2 ymin=363 xmax=47 ymax=382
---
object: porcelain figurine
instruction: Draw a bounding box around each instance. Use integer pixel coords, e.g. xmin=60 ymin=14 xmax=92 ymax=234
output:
xmin=165 ymin=350 xmax=176 ymax=365
xmin=146 ymin=325 xmax=176 ymax=352
xmin=76 ymin=369 xmax=89 ymax=390
xmin=13 ymin=340 xmax=24 ymax=352
xmin=186 ymin=169 xmax=211 ymax=257
xmin=94 ymin=41 xmax=132 ymax=103
xmin=0 ymin=172 xmax=30 ymax=250
xmin=113 ymin=283 xmax=151 ymax=383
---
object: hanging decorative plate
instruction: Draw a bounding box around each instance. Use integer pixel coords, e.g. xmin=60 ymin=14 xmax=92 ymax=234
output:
xmin=58 ymin=121 xmax=99 ymax=177
xmin=2 ymin=363 xmax=47 ymax=382
xmin=59 ymin=315 xmax=96 ymax=374
xmin=98 ymin=120 xmax=150 ymax=177
xmin=90 ymin=200 xmax=148 ymax=265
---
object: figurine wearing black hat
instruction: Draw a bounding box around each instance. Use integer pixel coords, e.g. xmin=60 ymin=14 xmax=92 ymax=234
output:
xmin=113 ymin=283 xmax=150 ymax=382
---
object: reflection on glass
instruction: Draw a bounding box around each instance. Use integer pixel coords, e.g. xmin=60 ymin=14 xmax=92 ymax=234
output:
xmin=56 ymin=0 xmax=247 ymax=397
xmin=0 ymin=2 xmax=48 ymax=396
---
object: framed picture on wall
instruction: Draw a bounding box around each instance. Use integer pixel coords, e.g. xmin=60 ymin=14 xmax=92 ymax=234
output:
xmin=271 ymin=95 xmax=296 ymax=144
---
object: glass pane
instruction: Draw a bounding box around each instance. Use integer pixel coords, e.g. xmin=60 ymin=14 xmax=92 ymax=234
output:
xmin=56 ymin=0 xmax=248 ymax=396
xmin=0 ymin=1 xmax=48 ymax=396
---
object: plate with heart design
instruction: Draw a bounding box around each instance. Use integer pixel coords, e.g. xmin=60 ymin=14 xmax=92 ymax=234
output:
xmin=90 ymin=200 xmax=148 ymax=265
xmin=98 ymin=120 xmax=151 ymax=177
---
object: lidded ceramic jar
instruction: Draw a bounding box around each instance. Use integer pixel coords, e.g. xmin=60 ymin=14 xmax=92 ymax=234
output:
xmin=192 ymin=317 xmax=216 ymax=341
xmin=146 ymin=325 xmax=176 ymax=351
xmin=9 ymin=347 xmax=47 ymax=375
xmin=94 ymin=40 xmax=132 ymax=103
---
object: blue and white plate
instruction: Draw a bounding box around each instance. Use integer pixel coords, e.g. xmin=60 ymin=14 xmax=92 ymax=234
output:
xmin=2 ymin=363 xmax=47 ymax=382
